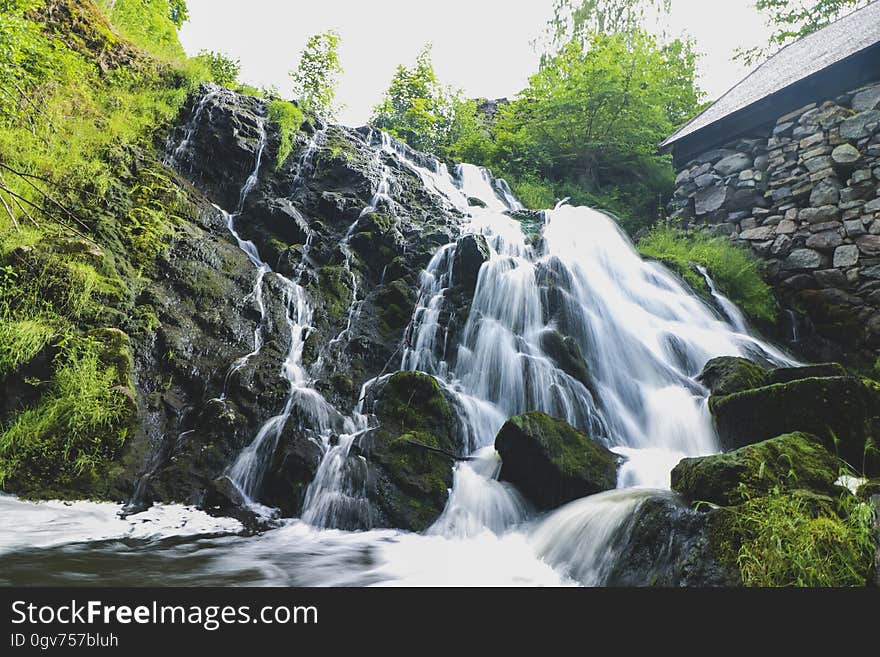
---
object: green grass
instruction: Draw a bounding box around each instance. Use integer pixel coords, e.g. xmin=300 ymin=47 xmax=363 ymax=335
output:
xmin=637 ymin=223 xmax=777 ymax=324
xmin=0 ymin=318 xmax=56 ymax=377
xmin=730 ymin=484 xmax=875 ymax=587
xmin=0 ymin=335 xmax=134 ymax=497
xmin=267 ymin=99 xmax=304 ymax=170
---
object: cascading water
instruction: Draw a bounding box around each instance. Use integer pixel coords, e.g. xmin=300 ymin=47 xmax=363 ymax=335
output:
xmin=5 ymin=91 xmax=801 ymax=586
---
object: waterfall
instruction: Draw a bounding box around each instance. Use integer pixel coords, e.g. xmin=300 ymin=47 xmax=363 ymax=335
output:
xmin=161 ymin=90 xmax=794 ymax=582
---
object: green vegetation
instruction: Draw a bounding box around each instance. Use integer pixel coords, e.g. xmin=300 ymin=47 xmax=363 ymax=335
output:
xmin=736 ymin=0 xmax=873 ymax=65
xmin=0 ymin=334 xmax=135 ymax=497
xmin=371 ymin=45 xmax=468 ymax=156
xmin=194 ymin=50 xmax=240 ymax=87
xmin=731 ymin=484 xmax=875 ymax=587
xmin=290 ymin=29 xmax=343 ymax=120
xmin=372 ymin=26 xmax=703 ymax=233
xmin=267 ymin=99 xmax=304 ymax=170
xmin=0 ymin=0 xmax=210 ymax=499
xmin=637 ymin=224 xmax=777 ymax=323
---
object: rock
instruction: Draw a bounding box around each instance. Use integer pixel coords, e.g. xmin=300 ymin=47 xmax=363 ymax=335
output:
xmin=805 ymin=230 xmax=843 ymax=251
xmin=358 ymin=371 xmax=462 ymax=532
xmin=783 ymin=248 xmax=825 ymax=270
xmin=809 ymin=180 xmax=841 ymax=206
xmin=495 ymin=411 xmax=619 ymax=510
xmin=694 ymin=184 xmax=731 ymax=215
xmin=739 ymin=226 xmax=775 ymax=241
xmin=844 ymin=219 xmax=866 ymax=237
xmin=833 ymin=244 xmax=860 ymax=267
xmin=852 ymin=84 xmax=880 ymax=112
xmin=840 ymin=110 xmax=880 ymax=140
xmin=857 ymin=234 xmax=880 ymax=256
xmin=603 ymin=492 xmax=740 ymax=587
xmin=708 ymin=376 xmax=880 ymax=474
xmin=539 ymin=330 xmax=593 ymax=392
xmin=714 ymin=153 xmax=753 ymax=176
xmin=775 ymin=219 xmax=797 ymax=234
xmin=452 ymin=233 xmax=490 ymax=291
xmin=799 ymin=205 xmax=839 ymax=223
xmin=697 ymin=357 xmax=767 ymax=396
xmin=766 ymin=363 xmax=847 ymax=384
xmin=671 ymin=432 xmax=840 ymax=506
xmin=831 ymin=143 xmax=862 ymax=168
xmin=865 ymin=198 xmax=880 ymax=213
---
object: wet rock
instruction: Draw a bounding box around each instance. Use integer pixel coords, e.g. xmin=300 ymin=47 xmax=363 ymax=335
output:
xmin=708 ymin=376 xmax=880 ymax=474
xmin=495 ymin=411 xmax=619 ymax=510
xmin=452 ymin=233 xmax=490 ymax=291
xmin=671 ymin=432 xmax=840 ymax=506
xmin=361 ymin=371 xmax=461 ymax=532
xmin=697 ymin=356 xmax=767 ymax=396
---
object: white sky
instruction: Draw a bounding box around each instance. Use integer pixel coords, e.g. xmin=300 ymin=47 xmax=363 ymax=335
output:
xmin=179 ymin=0 xmax=773 ymax=126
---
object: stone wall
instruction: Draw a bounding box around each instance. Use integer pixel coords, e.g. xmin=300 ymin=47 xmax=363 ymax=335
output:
xmin=669 ymin=81 xmax=880 ymax=363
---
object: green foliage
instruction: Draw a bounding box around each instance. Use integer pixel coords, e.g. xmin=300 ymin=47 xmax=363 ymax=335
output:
xmin=267 ymin=99 xmax=304 ymax=170
xmin=736 ymin=0 xmax=872 ymax=65
xmin=637 ymin=224 xmax=777 ymax=323
xmin=537 ymin=0 xmax=672 ymax=57
xmin=731 ymin=484 xmax=876 ymax=587
xmin=98 ymin=0 xmax=187 ymax=61
xmin=371 ymin=45 xmax=468 ymax=156
xmin=0 ymin=335 xmax=134 ymax=497
xmin=510 ymin=176 xmax=557 ymax=210
xmin=194 ymin=50 xmax=240 ymax=87
xmin=0 ymin=318 xmax=55 ymax=377
xmin=290 ymin=29 xmax=343 ymax=120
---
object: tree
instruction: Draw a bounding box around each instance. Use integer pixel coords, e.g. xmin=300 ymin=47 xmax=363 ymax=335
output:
xmin=195 ymin=50 xmax=240 ymax=87
xmin=290 ymin=30 xmax=343 ymax=120
xmin=486 ymin=30 xmax=703 ymax=228
xmin=167 ymin=0 xmax=189 ymax=28
xmin=536 ymin=0 xmax=671 ymax=58
xmin=735 ymin=0 xmax=872 ymax=66
xmin=371 ymin=45 xmax=471 ymax=156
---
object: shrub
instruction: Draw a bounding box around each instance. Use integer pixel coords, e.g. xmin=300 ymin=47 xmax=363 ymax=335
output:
xmin=267 ymin=99 xmax=304 ymax=170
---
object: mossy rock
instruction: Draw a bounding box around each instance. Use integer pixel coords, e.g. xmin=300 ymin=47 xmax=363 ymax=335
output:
xmin=366 ymin=371 xmax=459 ymax=531
xmin=708 ymin=376 xmax=880 ymax=475
xmin=671 ymin=432 xmax=841 ymax=506
xmin=697 ymin=356 xmax=767 ymax=396
xmin=87 ymin=328 xmax=133 ymax=386
xmin=495 ymin=411 xmax=619 ymax=510
xmin=315 ymin=265 xmax=353 ymax=322
xmin=767 ymin=363 xmax=847 ymax=385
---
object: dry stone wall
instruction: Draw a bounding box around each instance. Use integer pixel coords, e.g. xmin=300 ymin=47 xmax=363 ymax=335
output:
xmin=669 ymin=81 xmax=880 ymax=362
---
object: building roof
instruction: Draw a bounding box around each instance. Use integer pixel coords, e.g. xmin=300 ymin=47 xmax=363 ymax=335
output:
xmin=661 ymin=0 xmax=880 ymax=156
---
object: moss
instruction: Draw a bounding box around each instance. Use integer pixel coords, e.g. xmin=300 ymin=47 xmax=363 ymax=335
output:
xmin=495 ymin=411 xmax=618 ymax=510
xmin=374 ymin=371 xmax=451 ymax=435
xmin=267 ymin=99 xmax=304 ymax=170
xmin=708 ymin=376 xmax=880 ymax=474
xmin=671 ymin=432 xmax=841 ymax=506
xmin=698 ymin=356 xmax=767 ymax=396
xmin=315 ymin=265 xmax=353 ymax=322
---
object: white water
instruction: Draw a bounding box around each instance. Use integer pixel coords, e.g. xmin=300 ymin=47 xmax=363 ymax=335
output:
xmin=0 ymin=93 xmax=798 ymax=586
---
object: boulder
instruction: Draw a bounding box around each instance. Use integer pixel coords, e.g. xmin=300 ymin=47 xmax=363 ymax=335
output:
xmin=364 ymin=371 xmax=461 ymax=531
xmin=603 ymin=493 xmax=740 ymax=586
xmin=766 ymin=363 xmax=847 ymax=384
xmin=852 ymin=84 xmax=880 ymax=112
xmin=671 ymin=432 xmax=840 ymax=506
xmin=539 ymin=329 xmax=593 ymax=392
xmin=714 ymin=153 xmax=752 ymax=177
xmin=695 ymin=184 xmax=731 ymax=215
xmin=697 ymin=356 xmax=767 ymax=396
xmin=840 ymin=110 xmax=880 ymax=140
xmin=831 ymin=143 xmax=861 ymax=168
xmin=495 ymin=411 xmax=619 ymax=510
xmin=452 ymin=233 xmax=490 ymax=291
xmin=708 ymin=376 xmax=880 ymax=474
